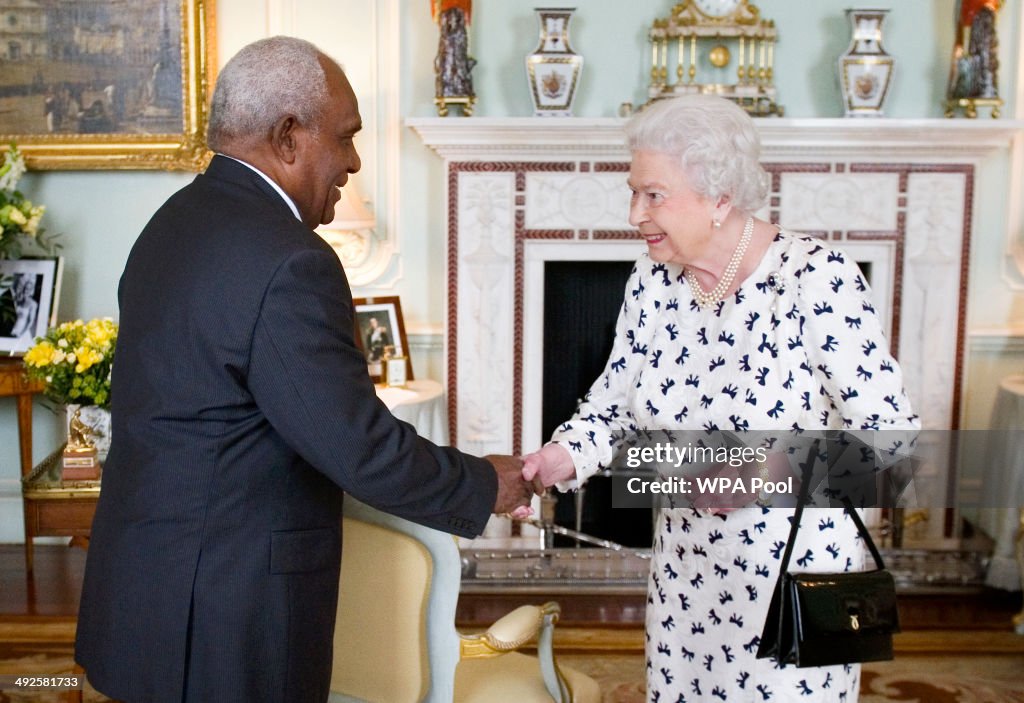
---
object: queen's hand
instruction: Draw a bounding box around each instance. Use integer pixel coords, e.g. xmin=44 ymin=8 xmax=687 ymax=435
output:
xmin=507 ymin=444 xmax=577 ymax=520
xmin=522 ymin=443 xmax=576 ymax=487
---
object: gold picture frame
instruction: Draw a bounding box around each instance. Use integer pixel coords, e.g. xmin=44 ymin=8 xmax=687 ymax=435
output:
xmin=0 ymin=0 xmax=216 ymax=171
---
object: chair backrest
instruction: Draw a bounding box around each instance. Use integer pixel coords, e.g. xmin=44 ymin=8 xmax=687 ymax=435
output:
xmin=330 ymin=496 xmax=463 ymax=703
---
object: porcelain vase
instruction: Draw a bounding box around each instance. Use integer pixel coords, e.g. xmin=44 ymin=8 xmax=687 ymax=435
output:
xmin=66 ymin=404 xmax=112 ymax=462
xmin=838 ymin=9 xmax=894 ymax=117
xmin=525 ymin=8 xmax=584 ymax=116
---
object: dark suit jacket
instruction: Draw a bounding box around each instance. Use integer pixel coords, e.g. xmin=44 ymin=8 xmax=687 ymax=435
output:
xmin=75 ymin=156 xmax=497 ymax=703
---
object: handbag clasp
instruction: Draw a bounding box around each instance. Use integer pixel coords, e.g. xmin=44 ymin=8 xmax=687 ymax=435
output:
xmin=850 ymin=613 xmax=860 ymax=631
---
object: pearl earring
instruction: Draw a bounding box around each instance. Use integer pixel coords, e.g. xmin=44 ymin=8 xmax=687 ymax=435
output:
xmin=712 ymin=218 xmax=721 ymax=229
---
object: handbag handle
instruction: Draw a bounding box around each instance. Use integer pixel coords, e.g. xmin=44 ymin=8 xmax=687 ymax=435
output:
xmin=776 ymin=441 xmax=886 ymax=575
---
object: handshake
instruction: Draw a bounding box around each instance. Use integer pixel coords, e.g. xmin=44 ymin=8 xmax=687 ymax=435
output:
xmin=486 ymin=454 xmax=543 ymax=517
xmin=486 ymin=444 xmax=578 ymax=517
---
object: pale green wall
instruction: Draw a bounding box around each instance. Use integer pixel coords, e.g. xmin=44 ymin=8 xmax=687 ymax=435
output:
xmin=4 ymin=170 xmax=192 ymax=472
xmin=2 ymin=0 xmax=1021 ymax=541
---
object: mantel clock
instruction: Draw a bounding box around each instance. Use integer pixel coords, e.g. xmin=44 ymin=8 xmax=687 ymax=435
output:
xmin=647 ymin=0 xmax=782 ymax=116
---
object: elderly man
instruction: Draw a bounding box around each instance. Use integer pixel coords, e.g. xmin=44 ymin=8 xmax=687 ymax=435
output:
xmin=75 ymin=36 xmax=532 ymax=703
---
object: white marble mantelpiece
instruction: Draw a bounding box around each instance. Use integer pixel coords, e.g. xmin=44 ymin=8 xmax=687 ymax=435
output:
xmin=409 ymin=117 xmax=1024 ymax=460
xmin=409 ymin=117 xmax=1024 ymax=161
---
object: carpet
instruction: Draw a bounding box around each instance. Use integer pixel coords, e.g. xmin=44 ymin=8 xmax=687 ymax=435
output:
xmin=558 ymin=653 xmax=1024 ymax=703
xmin=3 ymin=645 xmax=1023 ymax=702
xmin=859 ymin=656 xmax=1024 ymax=703
xmin=0 ymin=644 xmax=105 ymax=703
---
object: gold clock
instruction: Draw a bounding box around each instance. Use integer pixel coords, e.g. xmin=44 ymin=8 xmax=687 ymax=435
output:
xmin=646 ymin=0 xmax=782 ymax=116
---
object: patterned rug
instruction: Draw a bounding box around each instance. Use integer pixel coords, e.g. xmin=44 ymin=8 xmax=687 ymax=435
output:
xmin=558 ymin=653 xmax=1024 ymax=703
xmin=2 ymin=645 xmax=1022 ymax=702
xmin=0 ymin=644 xmax=107 ymax=703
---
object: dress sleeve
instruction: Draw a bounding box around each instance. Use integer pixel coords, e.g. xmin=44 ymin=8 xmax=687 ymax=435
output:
xmin=797 ymin=243 xmax=920 ymax=459
xmin=549 ymin=258 xmax=652 ymax=489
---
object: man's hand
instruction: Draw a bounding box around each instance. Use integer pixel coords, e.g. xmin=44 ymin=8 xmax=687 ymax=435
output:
xmin=506 ymin=444 xmax=577 ymax=520
xmin=486 ymin=454 xmax=539 ymax=515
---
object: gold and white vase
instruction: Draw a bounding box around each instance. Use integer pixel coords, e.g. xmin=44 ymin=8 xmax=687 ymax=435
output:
xmin=838 ymin=9 xmax=894 ymax=117
xmin=525 ymin=7 xmax=583 ymax=116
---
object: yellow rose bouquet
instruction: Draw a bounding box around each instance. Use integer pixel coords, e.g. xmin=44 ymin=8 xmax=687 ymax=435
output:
xmin=23 ymin=318 xmax=117 ymax=409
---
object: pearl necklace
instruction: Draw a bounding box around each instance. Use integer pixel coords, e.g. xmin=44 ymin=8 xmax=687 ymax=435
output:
xmin=685 ymin=216 xmax=754 ymax=308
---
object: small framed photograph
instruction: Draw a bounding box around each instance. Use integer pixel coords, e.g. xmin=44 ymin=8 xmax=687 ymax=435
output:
xmin=385 ymin=356 xmax=408 ymax=388
xmin=0 ymin=257 xmax=63 ymax=355
xmin=352 ymin=296 xmax=414 ymax=383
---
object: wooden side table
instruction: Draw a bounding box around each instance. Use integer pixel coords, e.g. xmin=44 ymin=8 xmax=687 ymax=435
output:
xmin=21 ymin=448 xmax=100 ymax=575
xmin=0 ymin=357 xmax=43 ymax=476
xmin=0 ymin=357 xmax=45 ymax=572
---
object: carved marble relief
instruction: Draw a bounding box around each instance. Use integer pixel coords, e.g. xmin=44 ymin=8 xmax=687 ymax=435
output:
xmin=779 ymin=173 xmax=900 ymax=232
xmin=902 ymin=172 xmax=967 ymax=430
xmin=455 ymin=173 xmax=516 ymax=455
xmin=524 ymin=173 xmax=630 ymax=230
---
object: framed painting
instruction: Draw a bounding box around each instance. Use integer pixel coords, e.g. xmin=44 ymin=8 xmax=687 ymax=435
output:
xmin=353 ymin=296 xmax=414 ymax=384
xmin=0 ymin=0 xmax=216 ymax=171
xmin=0 ymin=256 xmax=63 ymax=355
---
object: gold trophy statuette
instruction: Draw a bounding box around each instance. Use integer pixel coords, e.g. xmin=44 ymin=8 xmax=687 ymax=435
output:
xmin=62 ymin=408 xmax=101 ymax=480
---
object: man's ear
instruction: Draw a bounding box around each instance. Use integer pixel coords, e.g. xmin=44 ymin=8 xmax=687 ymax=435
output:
xmin=269 ymin=115 xmax=301 ymax=165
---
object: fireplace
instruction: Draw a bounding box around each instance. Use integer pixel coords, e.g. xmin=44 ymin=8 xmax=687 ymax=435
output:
xmin=539 ymin=258 xmax=650 ymax=545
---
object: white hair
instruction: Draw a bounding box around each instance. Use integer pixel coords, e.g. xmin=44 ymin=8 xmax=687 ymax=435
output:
xmin=624 ymin=95 xmax=768 ymax=213
xmin=207 ymin=36 xmax=330 ymax=151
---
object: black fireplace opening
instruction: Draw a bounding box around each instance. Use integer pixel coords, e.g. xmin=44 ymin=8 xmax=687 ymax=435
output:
xmin=541 ymin=260 xmax=654 ymax=548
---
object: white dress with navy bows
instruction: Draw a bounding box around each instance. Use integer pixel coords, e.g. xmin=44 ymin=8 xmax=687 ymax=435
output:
xmin=550 ymin=231 xmax=919 ymax=702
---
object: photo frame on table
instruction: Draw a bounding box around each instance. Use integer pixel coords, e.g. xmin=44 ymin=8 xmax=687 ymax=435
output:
xmin=352 ymin=296 xmax=414 ymax=384
xmin=0 ymin=0 xmax=216 ymax=171
xmin=0 ymin=257 xmax=63 ymax=355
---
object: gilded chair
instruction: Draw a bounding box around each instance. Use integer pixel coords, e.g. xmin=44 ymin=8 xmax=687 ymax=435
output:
xmin=329 ymin=497 xmax=601 ymax=703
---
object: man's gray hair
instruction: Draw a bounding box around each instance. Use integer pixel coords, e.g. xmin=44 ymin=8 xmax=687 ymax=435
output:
xmin=624 ymin=95 xmax=768 ymax=213
xmin=207 ymin=36 xmax=330 ymax=151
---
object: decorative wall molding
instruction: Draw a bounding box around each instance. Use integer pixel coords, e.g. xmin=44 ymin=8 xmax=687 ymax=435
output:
xmin=0 ymin=479 xmax=19 ymax=501
xmin=968 ymin=327 xmax=1024 ymax=353
xmin=1003 ymin=132 xmax=1024 ymax=289
xmin=319 ymin=0 xmax=403 ymax=290
xmin=266 ymin=0 xmax=297 ymax=36
xmin=0 ymin=482 xmax=22 ymax=545
xmin=407 ymin=328 xmax=443 ymax=353
xmin=410 ymin=118 xmax=1020 ymax=455
xmin=995 ymin=1 xmax=1023 ymax=291
xmin=354 ymin=0 xmax=403 ymax=290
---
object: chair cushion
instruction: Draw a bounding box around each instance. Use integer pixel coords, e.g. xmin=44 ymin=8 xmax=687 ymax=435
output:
xmin=454 ymin=652 xmax=601 ymax=703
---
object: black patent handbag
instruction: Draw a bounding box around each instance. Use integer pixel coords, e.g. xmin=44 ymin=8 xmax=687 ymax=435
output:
xmin=756 ymin=455 xmax=899 ymax=668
